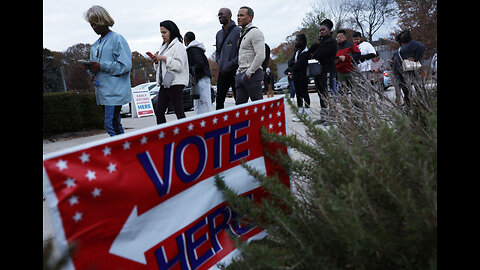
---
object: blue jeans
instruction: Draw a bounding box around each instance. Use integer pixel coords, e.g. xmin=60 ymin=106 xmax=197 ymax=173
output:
xmin=103 ymin=105 xmax=124 ymax=136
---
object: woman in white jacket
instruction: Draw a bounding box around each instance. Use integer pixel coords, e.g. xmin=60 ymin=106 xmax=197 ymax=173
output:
xmin=151 ymin=20 xmax=189 ymax=124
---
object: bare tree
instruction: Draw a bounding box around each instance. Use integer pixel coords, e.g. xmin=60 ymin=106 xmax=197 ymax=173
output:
xmin=345 ymin=0 xmax=396 ymax=41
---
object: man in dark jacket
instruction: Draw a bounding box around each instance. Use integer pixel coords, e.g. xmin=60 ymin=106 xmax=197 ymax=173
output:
xmin=215 ymin=8 xmax=242 ymax=109
xmin=307 ymin=19 xmax=337 ymax=109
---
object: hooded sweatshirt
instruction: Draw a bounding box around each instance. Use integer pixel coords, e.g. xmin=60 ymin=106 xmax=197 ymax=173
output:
xmin=186 ymin=40 xmax=212 ymax=82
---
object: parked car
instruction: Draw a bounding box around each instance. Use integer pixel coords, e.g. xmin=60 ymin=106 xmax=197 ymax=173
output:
xmin=383 ymin=70 xmax=392 ymax=90
xmin=274 ymin=76 xmax=289 ymax=93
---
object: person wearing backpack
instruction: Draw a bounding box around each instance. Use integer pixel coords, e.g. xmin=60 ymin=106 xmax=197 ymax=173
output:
xmin=215 ymin=8 xmax=241 ymax=110
xmin=235 ymin=6 xmax=266 ymax=105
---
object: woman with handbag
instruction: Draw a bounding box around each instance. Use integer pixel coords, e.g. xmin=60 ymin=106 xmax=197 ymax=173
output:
xmin=307 ymin=19 xmax=337 ymax=110
xmin=184 ymin=31 xmax=214 ymax=115
xmin=150 ymin=20 xmax=189 ymax=124
xmin=391 ymin=30 xmax=426 ymax=107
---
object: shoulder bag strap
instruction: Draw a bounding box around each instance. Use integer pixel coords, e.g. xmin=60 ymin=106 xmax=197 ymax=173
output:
xmin=217 ymin=25 xmax=236 ymax=54
xmin=237 ymin=26 xmax=257 ymax=53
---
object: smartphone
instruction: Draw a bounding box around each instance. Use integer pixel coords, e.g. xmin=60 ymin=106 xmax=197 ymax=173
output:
xmin=146 ymin=52 xmax=154 ymax=59
xmin=78 ymin=59 xmax=91 ymax=68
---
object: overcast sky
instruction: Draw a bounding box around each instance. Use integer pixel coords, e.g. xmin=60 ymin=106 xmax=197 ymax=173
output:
xmin=43 ymin=0 xmax=318 ymax=58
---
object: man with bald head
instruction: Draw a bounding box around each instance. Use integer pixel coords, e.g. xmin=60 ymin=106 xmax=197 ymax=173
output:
xmin=215 ymin=7 xmax=241 ymax=109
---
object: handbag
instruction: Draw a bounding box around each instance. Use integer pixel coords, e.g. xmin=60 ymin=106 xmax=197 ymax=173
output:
xmin=162 ymin=70 xmax=175 ymax=88
xmin=308 ymin=60 xmax=322 ymax=77
xmin=398 ymin=47 xmax=422 ymax=72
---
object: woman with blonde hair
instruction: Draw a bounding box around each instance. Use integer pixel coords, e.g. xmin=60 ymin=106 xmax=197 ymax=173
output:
xmin=83 ymin=5 xmax=132 ymax=136
xmin=148 ymin=20 xmax=189 ymax=124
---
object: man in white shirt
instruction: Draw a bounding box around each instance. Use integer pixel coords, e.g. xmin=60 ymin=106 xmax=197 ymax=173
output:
xmin=353 ymin=32 xmax=376 ymax=77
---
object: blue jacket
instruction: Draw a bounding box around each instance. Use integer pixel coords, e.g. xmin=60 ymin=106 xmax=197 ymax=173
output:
xmin=90 ymin=31 xmax=132 ymax=106
xmin=215 ymin=21 xmax=242 ymax=75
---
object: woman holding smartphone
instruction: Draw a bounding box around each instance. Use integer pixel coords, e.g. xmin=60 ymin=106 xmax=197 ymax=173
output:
xmin=83 ymin=5 xmax=132 ymax=136
xmin=148 ymin=20 xmax=189 ymax=124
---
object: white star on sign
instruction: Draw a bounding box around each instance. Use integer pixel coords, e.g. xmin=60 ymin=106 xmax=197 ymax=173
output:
xmin=223 ymin=114 xmax=229 ymax=121
xmin=64 ymin=178 xmax=76 ymax=188
xmin=73 ymin=212 xmax=83 ymax=222
xmin=235 ymin=111 xmax=240 ymax=118
xmin=140 ymin=136 xmax=148 ymax=144
xmin=86 ymin=170 xmax=96 ymax=181
xmin=277 ymin=111 xmax=281 ymax=117
xmin=188 ymin=123 xmax=194 ymax=131
xmin=107 ymin=163 xmax=117 ymax=173
xmin=56 ymin=159 xmax=68 ymax=171
xmin=269 ymin=123 xmax=273 ymax=129
xmin=123 ymin=141 xmax=131 ymax=150
xmin=91 ymin=187 xmax=102 ymax=198
xmin=158 ymin=131 xmax=165 ymax=139
xmin=253 ymin=107 xmax=258 ymax=113
xmin=244 ymin=109 xmax=249 ymax=115
xmin=173 ymin=127 xmax=180 ymax=135
xmin=103 ymin=146 xmax=111 ymax=156
xmin=79 ymin=152 xmax=90 ymax=163
xmin=200 ymin=120 xmax=206 ymax=127
xmin=68 ymin=195 xmax=79 ymax=206
xmin=212 ymin=117 xmax=218 ymax=124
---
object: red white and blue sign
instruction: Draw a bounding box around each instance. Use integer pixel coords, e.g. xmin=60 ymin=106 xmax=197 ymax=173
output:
xmin=43 ymin=96 xmax=290 ymax=270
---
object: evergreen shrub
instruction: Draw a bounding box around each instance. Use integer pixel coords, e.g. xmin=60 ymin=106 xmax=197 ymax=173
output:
xmin=43 ymin=91 xmax=104 ymax=137
xmin=216 ymin=75 xmax=437 ymax=270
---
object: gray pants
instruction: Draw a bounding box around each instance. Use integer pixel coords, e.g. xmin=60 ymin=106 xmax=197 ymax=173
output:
xmin=235 ymin=69 xmax=264 ymax=105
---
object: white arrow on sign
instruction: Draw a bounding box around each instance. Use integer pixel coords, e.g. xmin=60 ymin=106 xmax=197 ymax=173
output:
xmin=109 ymin=157 xmax=266 ymax=264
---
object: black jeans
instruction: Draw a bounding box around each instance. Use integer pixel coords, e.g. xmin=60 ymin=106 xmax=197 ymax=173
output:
xmin=235 ymin=69 xmax=264 ymax=105
xmin=314 ymin=72 xmax=333 ymax=108
xmin=216 ymin=70 xmax=237 ymax=110
xmin=155 ymin=85 xmax=186 ymax=124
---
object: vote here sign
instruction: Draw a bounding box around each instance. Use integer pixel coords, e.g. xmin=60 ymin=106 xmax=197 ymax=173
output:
xmin=43 ymin=96 xmax=290 ymax=270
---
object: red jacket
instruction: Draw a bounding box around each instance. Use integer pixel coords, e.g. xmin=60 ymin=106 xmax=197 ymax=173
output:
xmin=336 ymin=41 xmax=360 ymax=74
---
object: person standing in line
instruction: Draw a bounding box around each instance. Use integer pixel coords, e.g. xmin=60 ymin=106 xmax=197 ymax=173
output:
xmin=215 ymin=8 xmax=242 ymax=109
xmin=307 ymin=19 xmax=337 ymax=110
xmin=264 ymin=67 xmax=274 ymax=98
xmin=290 ymin=33 xmax=310 ymax=122
xmin=284 ymin=67 xmax=296 ymax=100
xmin=370 ymin=55 xmax=387 ymax=89
xmin=353 ymin=31 xmax=377 ymax=80
xmin=335 ymin=29 xmax=361 ymax=94
xmin=184 ymin=31 xmax=214 ymax=115
xmin=83 ymin=5 xmax=132 ymax=137
xmin=150 ymin=20 xmax=189 ymax=124
xmin=235 ymin=6 xmax=266 ymax=105
xmin=390 ymin=29 xmax=426 ymax=107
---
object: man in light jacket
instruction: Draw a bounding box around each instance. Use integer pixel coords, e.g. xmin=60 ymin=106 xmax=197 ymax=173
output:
xmin=215 ymin=8 xmax=241 ymax=109
xmin=235 ymin=6 xmax=265 ymax=105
